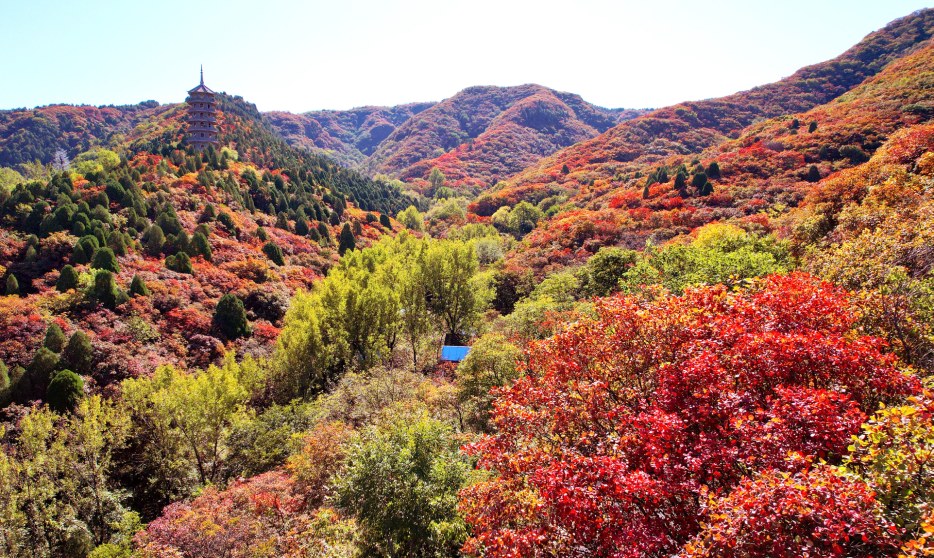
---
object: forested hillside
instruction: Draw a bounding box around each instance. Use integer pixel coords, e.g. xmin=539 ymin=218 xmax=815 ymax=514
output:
xmin=2 ymin=7 xmax=934 ymax=558
xmin=266 ymin=102 xmax=434 ymax=167
xmin=267 ymin=84 xmax=647 ymax=191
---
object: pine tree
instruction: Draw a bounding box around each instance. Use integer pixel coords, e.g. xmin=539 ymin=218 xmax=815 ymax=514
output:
xmin=263 ymin=242 xmax=285 ymax=266
xmin=43 ymin=323 xmax=66 ymax=353
xmin=91 ymin=247 xmax=120 ymax=273
xmin=806 ymin=164 xmax=822 ymax=183
xmin=706 ymin=161 xmax=721 ymax=179
xmin=191 ymin=232 xmax=213 ymax=261
xmin=165 ymin=252 xmax=193 ymax=274
xmin=674 ymin=172 xmax=688 ymax=195
xmin=339 ymin=223 xmax=356 ymax=255
xmin=88 ymin=270 xmax=127 ymax=309
xmin=213 ymin=294 xmax=251 ymax=339
xmin=142 ymin=225 xmax=165 ymax=256
xmin=47 ymin=369 xmax=84 ymax=413
xmin=57 ymin=265 xmax=79 ymax=292
xmin=62 ymin=330 xmax=93 ymax=376
xmin=5 ymin=274 xmax=19 ymax=296
xmin=129 ymin=274 xmax=150 ymax=297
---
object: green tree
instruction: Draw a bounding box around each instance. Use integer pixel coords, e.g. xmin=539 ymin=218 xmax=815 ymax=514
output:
xmin=121 ymin=358 xmax=254 ymax=488
xmin=456 ymin=333 xmax=521 ymax=431
xmin=622 ymin=223 xmax=789 ymax=294
xmin=43 ymin=323 xmax=66 ymax=353
xmin=399 ymin=265 xmax=433 ymax=368
xmin=165 ymin=252 xmax=193 ymax=274
xmin=674 ymin=171 xmax=688 ymax=195
xmin=421 ymin=240 xmax=485 ymax=341
xmin=263 ymin=241 xmax=285 ymax=266
xmin=213 ymin=294 xmax=251 ymax=339
xmin=338 ymin=223 xmax=356 ymax=255
xmin=0 ymin=359 xmax=9 ymax=398
xmin=506 ymin=201 xmax=543 ymax=237
xmin=47 ymin=369 xmax=84 ymax=413
xmin=57 ymin=265 xmax=79 ymax=292
xmin=88 ymin=270 xmax=127 ymax=309
xmin=142 ymin=224 xmax=165 ymax=256
xmin=335 ymin=408 xmax=468 ymax=557
xmin=6 ymin=274 xmax=19 ymax=296
xmin=379 ymin=213 xmax=391 ymax=228
xmin=62 ymin=330 xmax=94 ymax=376
xmin=806 ymin=164 xmax=822 ymax=183
xmin=706 ymin=161 xmax=721 ymax=179
xmin=428 ymin=167 xmax=446 ymax=192
xmin=14 ymin=347 xmax=60 ymax=402
xmin=582 ymin=246 xmax=639 ymax=297
xmin=396 ymin=205 xmax=424 ymax=232
xmin=0 ymin=399 xmax=129 ymax=556
xmin=91 ymin=247 xmax=120 ymax=273
xmin=129 ymin=274 xmax=149 ymax=297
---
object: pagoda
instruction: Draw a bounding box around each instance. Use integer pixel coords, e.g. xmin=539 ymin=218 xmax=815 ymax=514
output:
xmin=185 ymin=66 xmax=218 ymax=150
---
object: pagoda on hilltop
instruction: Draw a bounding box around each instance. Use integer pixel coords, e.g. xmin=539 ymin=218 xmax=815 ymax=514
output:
xmin=185 ymin=66 xmax=218 ymax=150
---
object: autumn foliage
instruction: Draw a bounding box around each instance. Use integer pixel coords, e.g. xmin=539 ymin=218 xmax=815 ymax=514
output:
xmin=461 ymin=273 xmax=917 ymax=557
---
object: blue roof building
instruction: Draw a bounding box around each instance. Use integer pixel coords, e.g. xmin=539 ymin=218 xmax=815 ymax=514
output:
xmin=440 ymin=345 xmax=471 ymax=363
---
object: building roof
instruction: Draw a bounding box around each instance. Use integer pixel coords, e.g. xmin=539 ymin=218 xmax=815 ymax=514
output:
xmin=188 ymin=65 xmax=215 ymax=94
xmin=440 ymin=345 xmax=471 ymax=362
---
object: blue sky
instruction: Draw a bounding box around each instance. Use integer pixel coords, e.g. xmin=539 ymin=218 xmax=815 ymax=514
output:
xmin=0 ymin=0 xmax=930 ymax=112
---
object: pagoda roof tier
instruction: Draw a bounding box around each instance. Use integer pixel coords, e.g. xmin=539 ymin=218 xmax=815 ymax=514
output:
xmin=187 ymin=83 xmax=215 ymax=94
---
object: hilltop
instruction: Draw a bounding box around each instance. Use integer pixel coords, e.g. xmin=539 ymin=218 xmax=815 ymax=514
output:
xmin=267 ymin=84 xmax=647 ymax=192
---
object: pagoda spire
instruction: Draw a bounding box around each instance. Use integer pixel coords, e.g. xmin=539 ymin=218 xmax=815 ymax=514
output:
xmin=186 ymin=67 xmax=218 ymax=151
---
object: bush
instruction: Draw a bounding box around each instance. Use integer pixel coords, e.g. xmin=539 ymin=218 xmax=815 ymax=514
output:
xmin=129 ymin=274 xmax=150 ymax=297
xmin=88 ymin=270 xmax=128 ymax=309
xmin=338 ymin=223 xmax=356 ymax=255
xmin=91 ymin=247 xmax=120 ymax=273
xmin=62 ymin=330 xmax=93 ymax=375
xmin=165 ymin=252 xmax=193 ymax=274
xmin=262 ymin=242 xmax=285 ymax=266
xmin=44 ymin=323 xmax=66 ymax=353
xmin=47 ymin=369 xmax=84 ymax=413
xmin=57 ymin=265 xmax=79 ymax=292
xmin=213 ymin=294 xmax=251 ymax=339
xmin=6 ymin=274 xmax=19 ymax=296
xmin=334 ymin=409 xmax=468 ymax=557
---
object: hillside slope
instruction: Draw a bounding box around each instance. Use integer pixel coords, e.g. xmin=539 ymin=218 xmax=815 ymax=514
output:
xmin=265 ymin=102 xmax=434 ymax=168
xmin=0 ymin=93 xmax=408 ymax=388
xmin=483 ymin=8 xmax=934 ymax=214
xmin=363 ymin=84 xmax=645 ymax=189
xmin=500 ymin=16 xmax=934 ymax=275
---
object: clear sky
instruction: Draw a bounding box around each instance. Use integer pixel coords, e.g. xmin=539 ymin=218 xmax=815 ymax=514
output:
xmin=0 ymin=0 xmax=930 ymax=113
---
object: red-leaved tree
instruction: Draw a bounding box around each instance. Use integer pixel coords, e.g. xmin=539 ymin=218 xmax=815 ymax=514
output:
xmin=460 ymin=273 xmax=917 ymax=557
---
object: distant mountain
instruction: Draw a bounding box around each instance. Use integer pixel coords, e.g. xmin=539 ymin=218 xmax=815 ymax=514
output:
xmin=266 ymin=84 xmax=647 ymax=191
xmin=265 ymin=103 xmax=433 ymax=168
xmin=0 ymin=101 xmax=160 ymax=168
